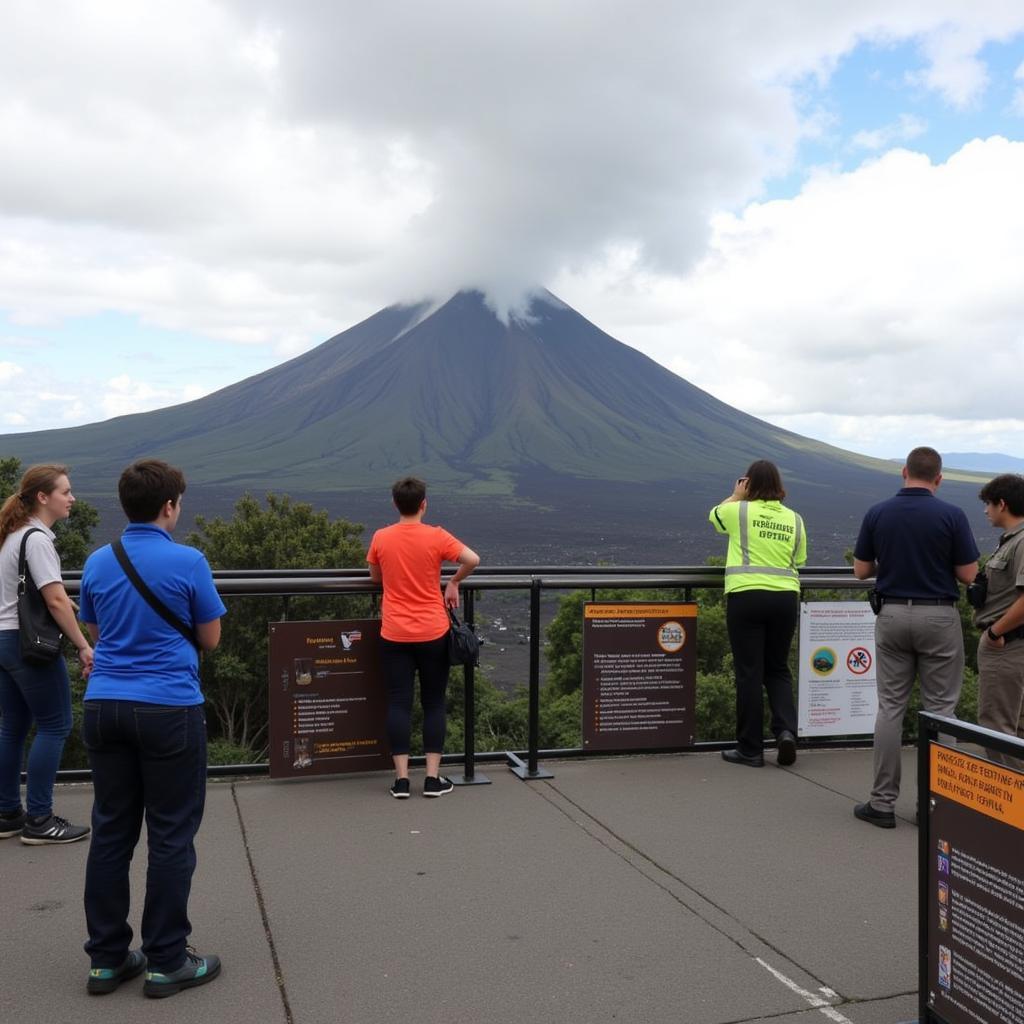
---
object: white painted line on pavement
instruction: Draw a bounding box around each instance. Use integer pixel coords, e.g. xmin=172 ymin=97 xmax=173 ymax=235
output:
xmin=755 ymin=957 xmax=854 ymax=1024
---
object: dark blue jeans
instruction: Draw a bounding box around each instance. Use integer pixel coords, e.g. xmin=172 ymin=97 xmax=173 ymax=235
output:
xmin=82 ymin=700 xmax=207 ymax=971
xmin=0 ymin=629 xmax=73 ymax=818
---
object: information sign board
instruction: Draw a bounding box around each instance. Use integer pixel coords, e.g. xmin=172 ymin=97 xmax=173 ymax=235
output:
xmin=797 ymin=601 xmax=877 ymax=736
xmin=581 ymin=602 xmax=696 ymax=751
xmin=268 ymin=619 xmax=390 ymax=779
xmin=926 ymin=744 xmax=1024 ymax=1024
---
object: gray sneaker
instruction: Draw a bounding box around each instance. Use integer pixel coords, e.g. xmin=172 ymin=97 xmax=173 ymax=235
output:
xmin=144 ymin=948 xmax=221 ymax=998
xmin=20 ymin=813 xmax=90 ymax=845
xmin=88 ymin=949 xmax=147 ymax=994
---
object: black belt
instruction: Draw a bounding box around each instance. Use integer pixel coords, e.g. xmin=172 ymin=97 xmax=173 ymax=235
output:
xmin=880 ymin=597 xmax=956 ymax=606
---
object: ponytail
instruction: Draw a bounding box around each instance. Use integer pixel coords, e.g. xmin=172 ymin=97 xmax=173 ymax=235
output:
xmin=0 ymin=463 xmax=69 ymax=547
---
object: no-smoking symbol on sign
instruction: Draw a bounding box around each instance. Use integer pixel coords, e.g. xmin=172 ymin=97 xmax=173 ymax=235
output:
xmin=847 ymin=647 xmax=872 ymax=674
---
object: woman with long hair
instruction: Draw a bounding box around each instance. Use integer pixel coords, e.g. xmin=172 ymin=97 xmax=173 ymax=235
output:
xmin=0 ymin=464 xmax=93 ymax=844
xmin=709 ymin=459 xmax=807 ymax=768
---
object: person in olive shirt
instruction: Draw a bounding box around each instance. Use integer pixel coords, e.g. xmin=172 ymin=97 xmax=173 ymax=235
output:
xmin=973 ymin=474 xmax=1024 ymax=762
xmin=709 ymin=460 xmax=806 ymax=768
xmin=853 ymin=447 xmax=978 ymax=828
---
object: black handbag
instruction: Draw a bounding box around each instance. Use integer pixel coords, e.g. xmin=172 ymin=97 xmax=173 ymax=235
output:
xmin=17 ymin=528 xmax=64 ymax=664
xmin=447 ymin=606 xmax=479 ymax=667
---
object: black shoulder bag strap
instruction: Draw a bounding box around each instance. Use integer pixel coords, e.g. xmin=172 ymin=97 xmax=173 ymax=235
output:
xmin=17 ymin=527 xmax=44 ymax=589
xmin=112 ymin=539 xmax=199 ymax=650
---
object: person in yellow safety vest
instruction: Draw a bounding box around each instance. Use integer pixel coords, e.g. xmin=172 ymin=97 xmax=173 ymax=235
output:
xmin=709 ymin=460 xmax=807 ymax=768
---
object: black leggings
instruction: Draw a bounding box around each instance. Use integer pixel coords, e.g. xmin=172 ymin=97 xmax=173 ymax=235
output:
xmin=726 ymin=589 xmax=799 ymax=756
xmin=379 ymin=635 xmax=450 ymax=755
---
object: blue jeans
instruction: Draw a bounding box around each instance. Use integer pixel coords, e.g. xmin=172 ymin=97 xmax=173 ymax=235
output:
xmin=0 ymin=629 xmax=73 ymax=818
xmin=82 ymin=700 xmax=207 ymax=971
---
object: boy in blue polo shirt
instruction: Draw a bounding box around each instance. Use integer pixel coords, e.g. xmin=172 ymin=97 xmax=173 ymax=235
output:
xmin=79 ymin=460 xmax=226 ymax=998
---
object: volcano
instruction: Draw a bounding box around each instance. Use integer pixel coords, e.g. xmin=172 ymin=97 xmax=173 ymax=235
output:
xmin=0 ymin=290 xmax=986 ymax=561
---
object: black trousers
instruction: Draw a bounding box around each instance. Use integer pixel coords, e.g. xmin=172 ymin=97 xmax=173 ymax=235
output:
xmin=726 ymin=590 xmax=799 ymax=756
xmin=379 ymin=635 xmax=450 ymax=755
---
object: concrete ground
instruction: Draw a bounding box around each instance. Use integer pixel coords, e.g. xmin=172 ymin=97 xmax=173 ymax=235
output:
xmin=0 ymin=748 xmax=923 ymax=1024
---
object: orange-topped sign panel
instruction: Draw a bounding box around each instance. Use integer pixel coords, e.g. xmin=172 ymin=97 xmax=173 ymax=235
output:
xmin=930 ymin=744 xmax=1024 ymax=830
xmin=584 ymin=604 xmax=699 ymax=619
xmin=926 ymin=742 xmax=1024 ymax=1024
xmin=582 ymin=602 xmax=697 ymax=751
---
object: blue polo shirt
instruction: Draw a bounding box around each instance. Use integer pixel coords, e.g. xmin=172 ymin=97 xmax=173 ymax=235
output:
xmin=80 ymin=524 xmax=226 ymax=705
xmin=854 ymin=487 xmax=979 ymax=601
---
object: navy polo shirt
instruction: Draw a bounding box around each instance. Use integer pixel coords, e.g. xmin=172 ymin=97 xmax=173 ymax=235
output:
xmin=80 ymin=524 xmax=226 ymax=705
xmin=854 ymin=487 xmax=979 ymax=601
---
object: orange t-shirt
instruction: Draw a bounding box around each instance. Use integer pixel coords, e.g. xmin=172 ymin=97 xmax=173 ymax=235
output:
xmin=366 ymin=522 xmax=465 ymax=642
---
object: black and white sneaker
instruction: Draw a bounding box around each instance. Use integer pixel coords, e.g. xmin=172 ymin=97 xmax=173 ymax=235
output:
xmin=390 ymin=778 xmax=411 ymax=799
xmin=423 ymin=775 xmax=454 ymax=798
xmin=0 ymin=808 xmax=27 ymax=839
xmin=20 ymin=813 xmax=90 ymax=845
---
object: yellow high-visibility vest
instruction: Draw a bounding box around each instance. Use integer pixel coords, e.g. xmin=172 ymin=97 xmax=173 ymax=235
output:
xmin=709 ymin=499 xmax=806 ymax=594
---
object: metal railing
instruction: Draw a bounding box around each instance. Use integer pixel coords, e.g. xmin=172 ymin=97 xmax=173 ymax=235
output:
xmin=56 ymin=565 xmax=872 ymax=783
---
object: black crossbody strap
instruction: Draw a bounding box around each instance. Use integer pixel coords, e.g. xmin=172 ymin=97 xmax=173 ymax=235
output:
xmin=112 ymin=539 xmax=198 ymax=650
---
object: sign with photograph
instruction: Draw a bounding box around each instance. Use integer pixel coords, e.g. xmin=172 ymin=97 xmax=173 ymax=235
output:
xmin=268 ymin=619 xmax=390 ymax=779
xmin=581 ymin=602 xmax=697 ymax=751
xmin=926 ymin=744 xmax=1024 ymax=1024
xmin=797 ymin=601 xmax=877 ymax=737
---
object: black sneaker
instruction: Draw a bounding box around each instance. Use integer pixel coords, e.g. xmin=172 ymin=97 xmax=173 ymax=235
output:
xmin=853 ymin=802 xmax=896 ymax=829
xmin=390 ymin=778 xmax=411 ymax=799
xmin=423 ymin=775 xmax=454 ymax=797
xmin=20 ymin=813 xmax=90 ymax=845
xmin=143 ymin=949 xmax=221 ymax=999
xmin=88 ymin=949 xmax=147 ymax=995
xmin=0 ymin=808 xmax=26 ymax=839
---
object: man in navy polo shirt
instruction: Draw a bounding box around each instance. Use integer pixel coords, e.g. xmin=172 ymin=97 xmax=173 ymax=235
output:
xmin=79 ymin=460 xmax=226 ymax=997
xmin=852 ymin=447 xmax=978 ymax=828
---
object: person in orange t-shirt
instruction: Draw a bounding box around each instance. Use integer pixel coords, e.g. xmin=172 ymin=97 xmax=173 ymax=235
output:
xmin=367 ymin=477 xmax=479 ymax=798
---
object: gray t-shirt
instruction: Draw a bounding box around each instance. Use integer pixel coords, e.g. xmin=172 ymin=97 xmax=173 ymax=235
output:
xmin=0 ymin=519 xmax=63 ymax=630
xmin=975 ymin=521 xmax=1024 ymax=630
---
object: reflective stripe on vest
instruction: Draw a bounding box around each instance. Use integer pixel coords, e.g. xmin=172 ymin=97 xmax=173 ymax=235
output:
xmin=726 ymin=501 xmax=800 ymax=579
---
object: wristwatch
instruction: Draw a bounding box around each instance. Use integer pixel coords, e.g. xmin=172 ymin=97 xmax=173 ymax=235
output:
xmin=987 ymin=626 xmax=1002 ymax=642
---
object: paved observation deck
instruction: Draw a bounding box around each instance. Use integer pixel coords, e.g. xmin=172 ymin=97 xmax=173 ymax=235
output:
xmin=2 ymin=748 xmax=922 ymax=1024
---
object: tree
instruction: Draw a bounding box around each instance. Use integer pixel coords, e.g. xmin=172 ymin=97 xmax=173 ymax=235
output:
xmin=0 ymin=455 xmax=98 ymax=569
xmin=187 ymin=493 xmax=369 ymax=758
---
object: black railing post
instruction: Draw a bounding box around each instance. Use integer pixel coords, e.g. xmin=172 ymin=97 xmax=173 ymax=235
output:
xmin=509 ymin=577 xmax=553 ymax=780
xmin=454 ymin=588 xmax=489 ymax=786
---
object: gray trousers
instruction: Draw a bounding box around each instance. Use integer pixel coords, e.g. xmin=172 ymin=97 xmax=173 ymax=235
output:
xmin=870 ymin=603 xmax=964 ymax=811
xmin=977 ymin=637 xmax=1024 ymax=767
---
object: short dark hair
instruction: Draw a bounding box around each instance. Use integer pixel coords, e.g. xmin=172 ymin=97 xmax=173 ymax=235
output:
xmin=119 ymin=459 xmax=187 ymax=523
xmin=979 ymin=474 xmax=1024 ymax=516
xmin=744 ymin=460 xmax=786 ymax=501
xmin=392 ymin=476 xmax=426 ymax=516
xmin=906 ymin=446 xmax=942 ymax=481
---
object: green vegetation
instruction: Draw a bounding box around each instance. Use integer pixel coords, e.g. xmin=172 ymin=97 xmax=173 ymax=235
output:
xmin=187 ymin=493 xmax=369 ymax=761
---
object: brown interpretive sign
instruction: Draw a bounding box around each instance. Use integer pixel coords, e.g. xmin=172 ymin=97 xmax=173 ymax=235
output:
xmin=268 ymin=620 xmax=390 ymax=779
xmin=581 ymin=603 xmax=697 ymax=751
xmin=927 ymin=743 xmax=1024 ymax=1024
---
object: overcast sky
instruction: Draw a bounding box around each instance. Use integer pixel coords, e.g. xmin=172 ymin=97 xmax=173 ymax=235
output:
xmin=2 ymin=1 xmax=1024 ymax=459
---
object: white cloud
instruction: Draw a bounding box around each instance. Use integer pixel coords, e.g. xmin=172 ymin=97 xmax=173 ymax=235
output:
xmin=554 ymin=137 xmax=1024 ymax=457
xmin=0 ymin=3 xmax=1023 ymax=451
xmin=0 ymin=361 xmax=24 ymax=383
xmin=851 ymin=114 xmax=927 ymax=151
